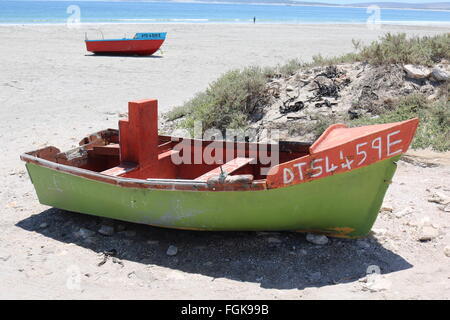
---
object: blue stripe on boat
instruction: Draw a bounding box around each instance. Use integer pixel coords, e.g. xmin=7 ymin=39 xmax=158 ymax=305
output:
xmin=86 ymin=32 xmax=166 ymax=42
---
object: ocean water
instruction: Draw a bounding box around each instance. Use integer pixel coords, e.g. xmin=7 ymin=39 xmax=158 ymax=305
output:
xmin=0 ymin=1 xmax=449 ymax=25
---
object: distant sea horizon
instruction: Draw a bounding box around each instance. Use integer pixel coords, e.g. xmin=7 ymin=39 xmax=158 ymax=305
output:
xmin=1 ymin=0 xmax=449 ymax=25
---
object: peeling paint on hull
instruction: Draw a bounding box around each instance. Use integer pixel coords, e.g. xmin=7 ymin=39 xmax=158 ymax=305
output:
xmin=26 ymin=155 xmax=399 ymax=238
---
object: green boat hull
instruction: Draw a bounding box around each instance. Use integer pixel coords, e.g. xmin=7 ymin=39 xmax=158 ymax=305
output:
xmin=25 ymin=156 xmax=399 ymax=238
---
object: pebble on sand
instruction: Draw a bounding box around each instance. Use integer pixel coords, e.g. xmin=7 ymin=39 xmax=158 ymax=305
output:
xmin=75 ymin=228 xmax=96 ymax=239
xmin=166 ymin=245 xmax=178 ymax=256
xmin=267 ymin=237 xmax=282 ymax=244
xmin=371 ymin=228 xmax=387 ymax=236
xmin=306 ymin=233 xmax=329 ymax=245
xmin=428 ymin=191 xmax=450 ymax=205
xmin=356 ymin=239 xmax=371 ymax=249
xmin=98 ymin=225 xmax=114 ymax=236
xmin=393 ymin=207 xmax=413 ymax=218
xmin=443 ymin=246 xmax=450 ymax=257
xmin=418 ymin=225 xmax=439 ymax=242
xmin=380 ymin=205 xmax=394 ymax=213
xmin=362 ymin=274 xmax=391 ymax=292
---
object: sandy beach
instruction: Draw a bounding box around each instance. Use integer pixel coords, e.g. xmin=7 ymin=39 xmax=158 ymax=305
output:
xmin=1 ymin=23 xmax=449 ymax=299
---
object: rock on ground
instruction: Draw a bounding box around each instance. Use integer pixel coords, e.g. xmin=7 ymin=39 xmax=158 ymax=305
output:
xmin=74 ymin=228 xmax=96 ymax=239
xmin=418 ymin=225 xmax=439 ymax=242
xmin=166 ymin=245 xmax=178 ymax=256
xmin=98 ymin=225 xmax=114 ymax=236
xmin=431 ymin=67 xmax=449 ymax=82
xmin=306 ymin=233 xmax=329 ymax=245
xmin=444 ymin=246 xmax=450 ymax=258
xmin=403 ymin=64 xmax=431 ymax=79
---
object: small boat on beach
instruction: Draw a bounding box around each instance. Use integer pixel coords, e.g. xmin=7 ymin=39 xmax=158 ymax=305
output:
xmin=21 ymin=98 xmax=418 ymax=238
xmin=85 ymin=32 xmax=166 ymax=56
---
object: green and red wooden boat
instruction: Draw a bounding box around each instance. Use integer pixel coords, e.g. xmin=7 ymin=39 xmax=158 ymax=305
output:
xmin=21 ymin=99 xmax=419 ymax=238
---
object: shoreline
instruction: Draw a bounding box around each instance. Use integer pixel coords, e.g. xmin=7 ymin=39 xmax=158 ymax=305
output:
xmin=1 ymin=21 xmax=450 ymax=27
xmin=173 ymin=1 xmax=450 ymax=13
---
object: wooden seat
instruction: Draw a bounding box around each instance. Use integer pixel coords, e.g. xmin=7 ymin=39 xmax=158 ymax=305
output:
xmin=100 ymin=162 xmax=138 ymax=177
xmin=194 ymin=157 xmax=254 ymax=182
xmin=92 ymin=143 xmax=120 ymax=156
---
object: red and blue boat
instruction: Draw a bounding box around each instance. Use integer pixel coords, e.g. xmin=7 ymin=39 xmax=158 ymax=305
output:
xmin=85 ymin=32 xmax=166 ymax=56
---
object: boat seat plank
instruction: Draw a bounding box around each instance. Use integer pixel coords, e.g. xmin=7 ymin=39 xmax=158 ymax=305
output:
xmin=195 ymin=157 xmax=254 ymax=182
xmin=158 ymin=149 xmax=180 ymax=160
xmin=92 ymin=143 xmax=120 ymax=156
xmin=100 ymin=162 xmax=138 ymax=177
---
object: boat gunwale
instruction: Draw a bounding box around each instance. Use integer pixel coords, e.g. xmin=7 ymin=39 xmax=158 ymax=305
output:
xmin=21 ymin=152 xmax=270 ymax=192
xmin=21 ymin=152 xmax=209 ymax=190
xmin=20 ymin=131 xmax=310 ymax=192
xmin=85 ymin=32 xmax=167 ymax=42
xmin=20 ymin=118 xmax=419 ymax=192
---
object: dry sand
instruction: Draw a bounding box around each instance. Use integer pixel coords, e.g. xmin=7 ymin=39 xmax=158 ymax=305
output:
xmin=0 ymin=23 xmax=449 ymax=299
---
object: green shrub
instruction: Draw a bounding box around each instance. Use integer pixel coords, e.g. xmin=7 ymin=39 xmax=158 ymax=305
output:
xmin=358 ymin=33 xmax=450 ymax=66
xmin=278 ymin=58 xmax=303 ymax=76
xmin=304 ymin=33 xmax=449 ymax=67
xmin=349 ymin=94 xmax=450 ymax=151
xmin=262 ymin=66 xmax=277 ymax=78
xmin=312 ymin=114 xmax=340 ymax=138
xmin=180 ymin=66 xmax=269 ymax=133
xmin=165 ymin=104 xmax=193 ymax=121
xmin=306 ymin=53 xmax=359 ymax=67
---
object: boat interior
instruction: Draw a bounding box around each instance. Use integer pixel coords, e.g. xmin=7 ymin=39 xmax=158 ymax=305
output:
xmin=24 ymin=100 xmax=312 ymax=184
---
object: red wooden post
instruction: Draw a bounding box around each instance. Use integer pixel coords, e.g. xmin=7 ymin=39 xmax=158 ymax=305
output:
xmin=119 ymin=99 xmax=159 ymax=171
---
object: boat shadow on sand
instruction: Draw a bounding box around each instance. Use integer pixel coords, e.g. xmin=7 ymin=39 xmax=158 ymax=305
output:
xmin=84 ymin=54 xmax=164 ymax=58
xmin=17 ymin=207 xmax=412 ymax=290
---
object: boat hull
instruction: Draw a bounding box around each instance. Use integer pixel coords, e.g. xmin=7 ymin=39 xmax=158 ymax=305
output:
xmin=85 ymin=39 xmax=165 ymax=56
xmin=25 ymin=155 xmax=399 ymax=238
